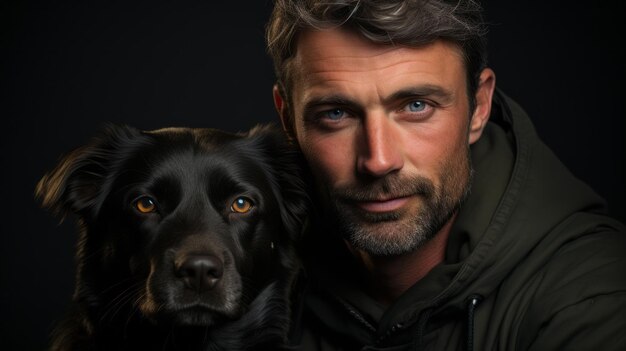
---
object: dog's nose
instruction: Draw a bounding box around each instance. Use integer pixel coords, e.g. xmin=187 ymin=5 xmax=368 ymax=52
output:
xmin=176 ymin=255 xmax=224 ymax=292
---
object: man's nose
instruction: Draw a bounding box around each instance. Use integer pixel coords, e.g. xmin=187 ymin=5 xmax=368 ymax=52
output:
xmin=357 ymin=113 xmax=404 ymax=177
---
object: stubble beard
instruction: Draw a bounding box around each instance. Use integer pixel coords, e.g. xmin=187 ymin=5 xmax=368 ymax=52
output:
xmin=320 ymin=151 xmax=473 ymax=257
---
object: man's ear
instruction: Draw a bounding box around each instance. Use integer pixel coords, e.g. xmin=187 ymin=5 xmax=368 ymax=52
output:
xmin=469 ymin=68 xmax=496 ymax=144
xmin=273 ymin=84 xmax=296 ymax=141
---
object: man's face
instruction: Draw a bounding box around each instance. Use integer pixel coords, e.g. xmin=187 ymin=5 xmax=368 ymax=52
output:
xmin=277 ymin=29 xmax=491 ymax=256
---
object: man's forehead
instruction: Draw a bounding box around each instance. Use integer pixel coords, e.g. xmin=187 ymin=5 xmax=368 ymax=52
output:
xmin=288 ymin=29 xmax=465 ymax=101
xmin=290 ymin=29 xmax=464 ymax=79
xmin=295 ymin=28 xmax=396 ymax=62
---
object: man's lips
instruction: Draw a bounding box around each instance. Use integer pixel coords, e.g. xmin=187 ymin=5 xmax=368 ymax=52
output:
xmin=353 ymin=196 xmax=412 ymax=213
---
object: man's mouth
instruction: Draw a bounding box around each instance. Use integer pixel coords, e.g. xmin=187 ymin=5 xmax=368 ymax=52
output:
xmin=353 ymin=196 xmax=412 ymax=213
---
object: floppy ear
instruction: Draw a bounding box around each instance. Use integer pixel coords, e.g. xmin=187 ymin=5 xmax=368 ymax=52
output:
xmin=247 ymin=123 xmax=310 ymax=240
xmin=35 ymin=124 xmax=146 ymax=221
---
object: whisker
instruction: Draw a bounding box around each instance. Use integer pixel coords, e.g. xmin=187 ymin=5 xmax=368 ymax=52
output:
xmin=123 ymin=290 xmax=148 ymax=340
xmin=99 ymin=281 xmax=144 ymax=323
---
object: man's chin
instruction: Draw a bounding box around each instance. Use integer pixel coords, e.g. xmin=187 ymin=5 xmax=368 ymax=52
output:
xmin=339 ymin=217 xmax=423 ymax=256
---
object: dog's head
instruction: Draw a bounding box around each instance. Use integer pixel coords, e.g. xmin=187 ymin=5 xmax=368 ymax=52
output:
xmin=36 ymin=124 xmax=307 ymax=327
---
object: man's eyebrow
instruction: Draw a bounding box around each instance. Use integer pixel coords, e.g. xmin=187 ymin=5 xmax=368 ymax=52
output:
xmin=383 ymin=85 xmax=455 ymax=105
xmin=302 ymin=95 xmax=360 ymax=114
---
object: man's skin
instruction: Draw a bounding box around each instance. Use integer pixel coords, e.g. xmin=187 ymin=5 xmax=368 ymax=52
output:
xmin=273 ymin=28 xmax=496 ymax=305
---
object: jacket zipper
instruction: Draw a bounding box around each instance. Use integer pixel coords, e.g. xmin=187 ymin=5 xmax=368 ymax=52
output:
xmin=376 ymin=322 xmax=405 ymax=344
xmin=336 ymin=298 xmax=377 ymax=333
xmin=374 ymin=262 xmax=473 ymax=344
xmin=336 ymin=296 xmax=408 ymax=345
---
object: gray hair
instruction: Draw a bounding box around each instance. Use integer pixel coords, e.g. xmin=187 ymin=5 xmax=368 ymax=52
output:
xmin=266 ymin=0 xmax=488 ymax=111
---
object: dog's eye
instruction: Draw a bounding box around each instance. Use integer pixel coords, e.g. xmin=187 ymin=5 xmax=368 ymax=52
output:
xmin=135 ymin=196 xmax=157 ymax=214
xmin=230 ymin=197 xmax=253 ymax=214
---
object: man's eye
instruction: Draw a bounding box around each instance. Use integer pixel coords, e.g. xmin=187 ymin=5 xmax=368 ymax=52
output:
xmin=324 ymin=108 xmax=346 ymax=121
xmin=406 ymin=101 xmax=427 ymax=112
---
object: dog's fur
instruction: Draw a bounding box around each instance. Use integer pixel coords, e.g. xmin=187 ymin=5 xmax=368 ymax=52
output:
xmin=36 ymin=124 xmax=307 ymax=350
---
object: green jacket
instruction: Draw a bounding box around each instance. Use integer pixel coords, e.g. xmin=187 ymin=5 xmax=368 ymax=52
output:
xmin=288 ymin=91 xmax=626 ymax=350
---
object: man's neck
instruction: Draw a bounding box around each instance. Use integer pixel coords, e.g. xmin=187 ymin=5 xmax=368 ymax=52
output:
xmin=349 ymin=215 xmax=456 ymax=306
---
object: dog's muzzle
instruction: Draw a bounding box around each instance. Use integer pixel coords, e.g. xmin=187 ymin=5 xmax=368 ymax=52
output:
xmin=175 ymin=254 xmax=224 ymax=292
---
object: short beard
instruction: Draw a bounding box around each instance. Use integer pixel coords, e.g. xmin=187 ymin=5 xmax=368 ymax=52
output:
xmin=322 ymin=158 xmax=473 ymax=257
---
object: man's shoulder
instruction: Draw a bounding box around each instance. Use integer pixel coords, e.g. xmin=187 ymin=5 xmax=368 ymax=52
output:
xmin=520 ymin=212 xmax=625 ymax=310
xmin=513 ymin=213 xmax=626 ymax=349
xmin=532 ymin=212 xmax=626 ymax=296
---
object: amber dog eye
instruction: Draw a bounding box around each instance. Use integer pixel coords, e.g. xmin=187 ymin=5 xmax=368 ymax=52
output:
xmin=134 ymin=196 xmax=157 ymax=214
xmin=231 ymin=196 xmax=253 ymax=214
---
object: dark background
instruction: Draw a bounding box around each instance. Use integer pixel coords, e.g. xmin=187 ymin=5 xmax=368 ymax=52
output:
xmin=1 ymin=1 xmax=624 ymax=349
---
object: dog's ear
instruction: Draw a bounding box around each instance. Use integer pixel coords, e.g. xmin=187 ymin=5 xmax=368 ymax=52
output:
xmin=35 ymin=124 xmax=146 ymax=221
xmin=247 ymin=123 xmax=310 ymax=240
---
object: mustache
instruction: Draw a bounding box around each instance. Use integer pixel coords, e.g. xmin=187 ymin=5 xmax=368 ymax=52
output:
xmin=333 ymin=174 xmax=435 ymax=202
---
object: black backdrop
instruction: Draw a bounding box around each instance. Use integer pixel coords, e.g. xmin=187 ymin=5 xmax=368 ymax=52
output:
xmin=2 ymin=1 xmax=624 ymax=349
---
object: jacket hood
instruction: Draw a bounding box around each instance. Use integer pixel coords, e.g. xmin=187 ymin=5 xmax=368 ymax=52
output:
xmin=298 ymin=90 xmax=613 ymax=347
xmin=440 ymin=90 xmax=608 ymax=307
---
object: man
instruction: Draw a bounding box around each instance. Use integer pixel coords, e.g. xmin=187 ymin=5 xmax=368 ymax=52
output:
xmin=266 ymin=0 xmax=626 ymax=350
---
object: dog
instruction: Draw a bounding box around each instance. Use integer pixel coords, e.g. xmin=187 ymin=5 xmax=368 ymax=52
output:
xmin=35 ymin=123 xmax=308 ymax=350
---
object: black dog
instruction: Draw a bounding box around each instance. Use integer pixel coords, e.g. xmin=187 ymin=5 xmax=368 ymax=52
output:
xmin=36 ymin=124 xmax=307 ymax=350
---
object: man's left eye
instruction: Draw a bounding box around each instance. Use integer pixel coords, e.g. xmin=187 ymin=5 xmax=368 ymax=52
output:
xmin=406 ymin=101 xmax=427 ymax=112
